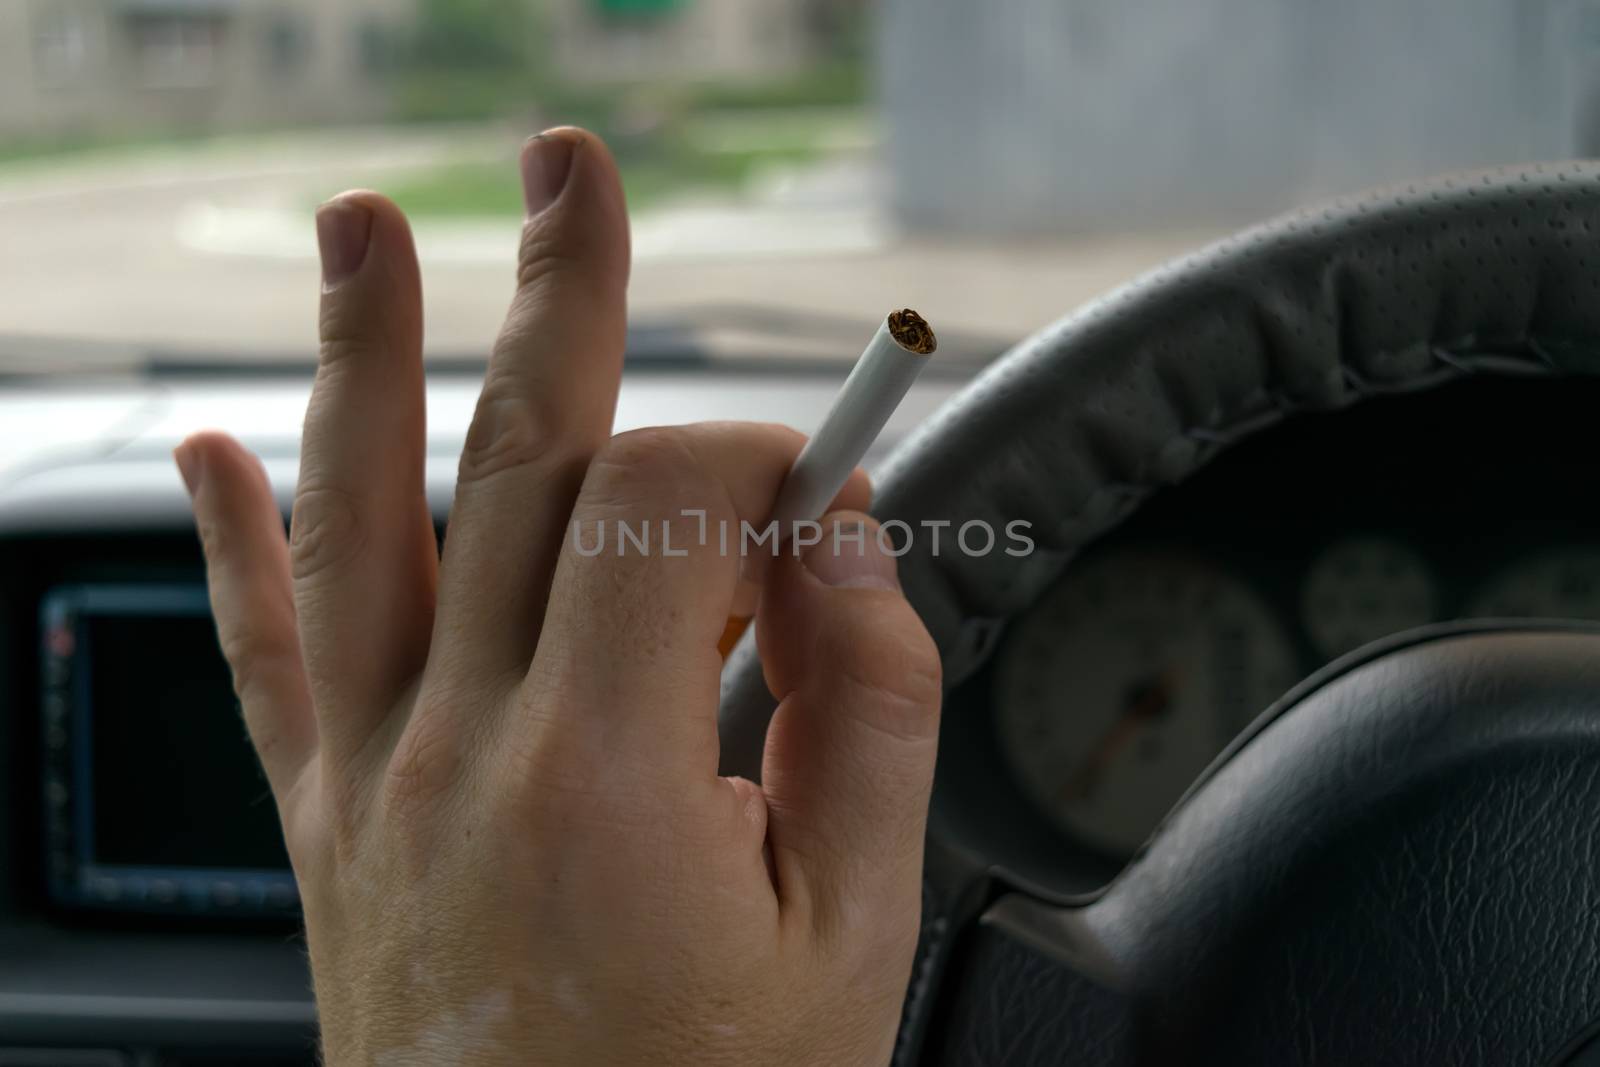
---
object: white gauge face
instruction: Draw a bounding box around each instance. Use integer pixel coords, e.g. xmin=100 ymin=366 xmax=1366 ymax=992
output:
xmin=1301 ymin=538 xmax=1437 ymax=661
xmin=1466 ymin=550 xmax=1600 ymax=620
xmin=994 ymin=550 xmax=1300 ymax=857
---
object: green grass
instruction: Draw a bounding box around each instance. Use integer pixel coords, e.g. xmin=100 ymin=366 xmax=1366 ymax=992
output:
xmin=388 ymin=58 xmax=867 ymax=125
xmin=383 ymin=140 xmax=821 ymax=218
xmin=384 ymin=159 xmax=523 ymax=217
xmin=685 ymin=61 xmax=869 ymax=111
xmin=0 ymin=127 xmax=237 ymax=166
xmin=390 ymin=70 xmax=625 ymax=128
xmin=0 ymin=54 xmax=867 ymax=170
xmin=1 ymin=55 xmax=866 ymax=220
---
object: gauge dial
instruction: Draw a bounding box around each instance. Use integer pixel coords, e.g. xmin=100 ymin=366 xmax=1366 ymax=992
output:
xmin=994 ymin=550 xmax=1300 ymax=857
xmin=1301 ymin=537 xmax=1437 ymax=661
xmin=1466 ymin=550 xmax=1600 ymax=620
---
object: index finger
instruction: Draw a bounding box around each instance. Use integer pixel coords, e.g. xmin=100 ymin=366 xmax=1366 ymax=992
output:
xmin=516 ymin=422 xmax=867 ymax=771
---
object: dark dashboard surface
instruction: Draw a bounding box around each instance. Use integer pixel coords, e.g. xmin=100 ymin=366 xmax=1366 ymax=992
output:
xmin=2 ymin=374 xmax=1600 ymax=1059
xmin=1 ymin=525 xmax=316 ymax=1061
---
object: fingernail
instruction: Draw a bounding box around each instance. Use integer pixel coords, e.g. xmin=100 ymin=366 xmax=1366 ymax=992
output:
xmin=521 ymin=131 xmax=577 ymax=217
xmin=315 ymin=200 xmax=373 ymax=288
xmin=803 ymin=519 xmax=900 ymax=591
xmin=174 ymin=443 xmax=204 ymax=497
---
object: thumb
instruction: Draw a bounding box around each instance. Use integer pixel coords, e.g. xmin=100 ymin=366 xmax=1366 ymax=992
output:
xmin=756 ymin=512 xmax=943 ymax=942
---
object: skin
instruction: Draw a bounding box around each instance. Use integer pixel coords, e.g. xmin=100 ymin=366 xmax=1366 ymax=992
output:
xmin=173 ymin=127 xmax=942 ymax=1065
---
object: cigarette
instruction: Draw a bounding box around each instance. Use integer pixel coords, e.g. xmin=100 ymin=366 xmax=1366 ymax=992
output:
xmin=718 ymin=308 xmax=937 ymax=657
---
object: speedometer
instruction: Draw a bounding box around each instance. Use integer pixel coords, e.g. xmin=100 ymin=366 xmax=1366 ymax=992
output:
xmin=1301 ymin=537 xmax=1436 ymax=661
xmin=1466 ymin=550 xmax=1600 ymax=620
xmin=994 ymin=549 xmax=1300 ymax=857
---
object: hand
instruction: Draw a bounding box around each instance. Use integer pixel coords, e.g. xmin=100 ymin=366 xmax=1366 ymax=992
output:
xmin=174 ymin=127 xmax=942 ymax=1066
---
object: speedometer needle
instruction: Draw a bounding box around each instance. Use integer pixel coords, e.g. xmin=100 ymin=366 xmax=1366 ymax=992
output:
xmin=1061 ymin=671 xmax=1177 ymax=803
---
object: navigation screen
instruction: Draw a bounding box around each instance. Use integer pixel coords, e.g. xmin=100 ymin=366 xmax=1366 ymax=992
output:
xmin=42 ymin=584 xmax=297 ymax=916
xmin=86 ymin=612 xmax=289 ymax=871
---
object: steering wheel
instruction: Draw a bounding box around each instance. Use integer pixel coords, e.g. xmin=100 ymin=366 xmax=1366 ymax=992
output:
xmin=718 ymin=163 xmax=1600 ymax=1066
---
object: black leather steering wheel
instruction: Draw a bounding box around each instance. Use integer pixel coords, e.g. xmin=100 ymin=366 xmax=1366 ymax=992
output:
xmin=718 ymin=163 xmax=1600 ymax=1065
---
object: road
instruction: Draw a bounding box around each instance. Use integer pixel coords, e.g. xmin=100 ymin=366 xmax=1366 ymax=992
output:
xmin=0 ymin=125 xmax=1219 ymax=370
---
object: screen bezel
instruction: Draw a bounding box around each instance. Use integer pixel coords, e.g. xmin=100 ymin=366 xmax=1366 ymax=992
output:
xmin=39 ymin=583 xmax=299 ymax=918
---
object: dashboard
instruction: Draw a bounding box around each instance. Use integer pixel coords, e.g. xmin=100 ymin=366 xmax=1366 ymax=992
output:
xmin=933 ymin=375 xmax=1600 ymax=895
xmin=1 ymin=369 xmax=1598 ymax=1058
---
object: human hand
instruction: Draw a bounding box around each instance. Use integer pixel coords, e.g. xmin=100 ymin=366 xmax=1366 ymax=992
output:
xmin=174 ymin=127 xmax=942 ymax=1066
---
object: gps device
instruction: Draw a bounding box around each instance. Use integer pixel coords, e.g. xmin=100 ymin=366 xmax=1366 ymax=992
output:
xmin=39 ymin=584 xmax=297 ymax=917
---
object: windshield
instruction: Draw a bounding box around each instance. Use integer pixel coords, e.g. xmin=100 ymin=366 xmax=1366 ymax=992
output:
xmin=0 ymin=2 xmax=1593 ymax=374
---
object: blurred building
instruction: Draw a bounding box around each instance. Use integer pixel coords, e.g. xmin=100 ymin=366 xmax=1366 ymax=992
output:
xmin=882 ymin=0 xmax=1600 ymax=234
xmin=0 ymin=0 xmax=416 ymax=139
xmin=544 ymin=0 xmax=821 ymax=85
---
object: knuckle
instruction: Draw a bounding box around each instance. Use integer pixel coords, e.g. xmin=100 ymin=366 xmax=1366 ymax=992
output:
xmin=288 ymin=485 xmax=367 ymax=583
xmin=490 ymin=697 xmax=648 ymax=817
xmin=316 ymin=332 xmax=385 ymax=371
xmin=383 ymin=709 xmax=463 ymax=821
xmin=514 ymin=220 xmax=587 ymax=295
xmin=710 ymin=419 xmax=805 ymax=451
xmin=279 ymin=781 xmax=333 ymax=880
xmin=193 ymin=514 xmax=229 ymax=562
xmin=509 ymin=735 xmax=660 ymax=836
xmin=220 ymin=624 xmax=298 ymax=706
xmin=586 ymin=427 xmax=710 ymax=509
xmin=456 ymin=378 xmax=572 ymax=487
xmin=830 ymin=618 xmax=943 ymax=738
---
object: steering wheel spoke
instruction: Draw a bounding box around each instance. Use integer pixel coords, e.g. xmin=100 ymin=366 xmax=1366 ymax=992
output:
xmin=923 ymin=625 xmax=1600 ymax=1065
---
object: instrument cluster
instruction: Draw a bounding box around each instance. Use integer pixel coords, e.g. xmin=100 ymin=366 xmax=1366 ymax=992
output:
xmin=993 ymin=541 xmax=1600 ymax=858
xmin=960 ymin=375 xmax=1600 ymax=872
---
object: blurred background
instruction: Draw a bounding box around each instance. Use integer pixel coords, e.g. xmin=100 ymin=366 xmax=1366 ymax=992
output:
xmin=2 ymin=0 xmax=1599 ymax=371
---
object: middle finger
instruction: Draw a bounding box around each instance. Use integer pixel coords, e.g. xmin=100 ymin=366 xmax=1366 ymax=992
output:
xmin=428 ymin=129 xmax=631 ymax=696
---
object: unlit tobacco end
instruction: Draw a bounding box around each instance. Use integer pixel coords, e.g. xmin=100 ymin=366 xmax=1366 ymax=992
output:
xmin=887 ymin=308 xmax=938 ymax=355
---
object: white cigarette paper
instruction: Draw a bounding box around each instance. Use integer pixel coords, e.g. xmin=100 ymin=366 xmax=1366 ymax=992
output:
xmin=717 ymin=309 xmax=937 ymax=655
xmin=768 ymin=308 xmax=937 ymax=535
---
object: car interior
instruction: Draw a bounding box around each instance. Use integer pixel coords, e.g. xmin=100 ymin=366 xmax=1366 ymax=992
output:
xmin=7 ymin=3 xmax=1600 ymax=1066
xmin=716 ymin=167 xmax=1600 ymax=1065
